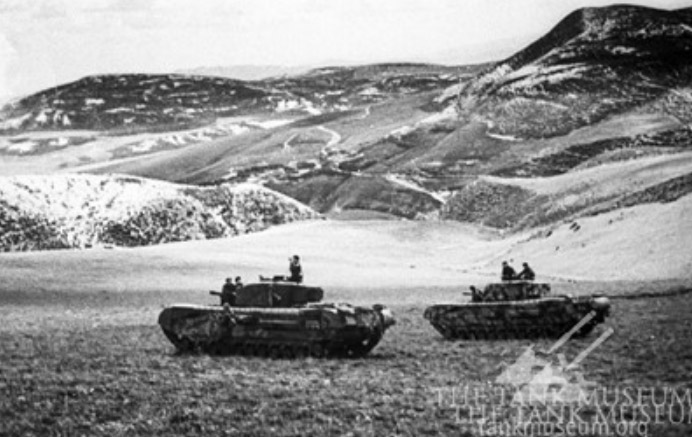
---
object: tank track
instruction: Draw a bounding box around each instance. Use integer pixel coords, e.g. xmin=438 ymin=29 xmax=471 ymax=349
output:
xmin=162 ymin=327 xmax=383 ymax=358
xmin=424 ymin=297 xmax=606 ymax=341
xmin=159 ymin=305 xmax=385 ymax=358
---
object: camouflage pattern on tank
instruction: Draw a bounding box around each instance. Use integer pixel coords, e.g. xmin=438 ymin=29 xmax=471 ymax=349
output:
xmin=159 ymin=281 xmax=395 ymax=358
xmin=424 ymin=281 xmax=610 ymax=340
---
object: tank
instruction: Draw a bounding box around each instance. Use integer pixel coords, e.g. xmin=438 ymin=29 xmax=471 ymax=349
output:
xmin=158 ymin=280 xmax=395 ymax=358
xmin=424 ymin=281 xmax=610 ymax=340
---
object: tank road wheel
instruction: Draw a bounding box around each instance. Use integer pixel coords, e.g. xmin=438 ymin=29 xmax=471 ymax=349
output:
xmin=548 ymin=325 xmax=565 ymax=338
xmin=282 ymin=345 xmax=297 ymax=359
xmin=280 ymin=345 xmax=293 ymax=359
xmin=292 ymin=344 xmax=309 ymax=359
xmin=256 ymin=344 xmax=270 ymax=357
xmin=248 ymin=343 xmax=261 ymax=357
xmin=272 ymin=344 xmax=291 ymax=359
xmin=310 ymin=343 xmax=326 ymax=358
xmin=351 ymin=325 xmax=384 ymax=357
xmin=202 ymin=343 xmax=218 ymax=355
xmin=268 ymin=345 xmax=280 ymax=359
xmin=236 ymin=343 xmax=249 ymax=356
xmin=283 ymin=345 xmax=295 ymax=358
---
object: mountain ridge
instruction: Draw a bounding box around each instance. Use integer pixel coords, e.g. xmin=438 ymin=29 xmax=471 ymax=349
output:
xmin=456 ymin=4 xmax=692 ymax=138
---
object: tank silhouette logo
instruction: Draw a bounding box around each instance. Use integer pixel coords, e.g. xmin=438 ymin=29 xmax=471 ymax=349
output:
xmin=496 ymin=311 xmax=615 ymax=405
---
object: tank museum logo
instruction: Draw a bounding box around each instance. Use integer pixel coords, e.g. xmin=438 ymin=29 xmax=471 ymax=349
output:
xmin=433 ymin=312 xmax=692 ymax=436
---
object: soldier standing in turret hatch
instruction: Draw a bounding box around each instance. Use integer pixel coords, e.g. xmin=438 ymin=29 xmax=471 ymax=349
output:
xmin=289 ymin=255 xmax=303 ymax=284
xmin=221 ymin=277 xmax=237 ymax=305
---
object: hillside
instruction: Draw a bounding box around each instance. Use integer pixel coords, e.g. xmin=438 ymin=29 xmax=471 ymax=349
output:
xmin=0 ymin=205 xmax=689 ymax=294
xmin=0 ymin=74 xmax=275 ymax=133
xmin=0 ymin=5 xmax=691 ymax=231
xmin=0 ymin=63 xmax=471 ymax=135
xmin=456 ymin=5 xmax=692 ymax=138
xmin=0 ymin=174 xmax=320 ymax=251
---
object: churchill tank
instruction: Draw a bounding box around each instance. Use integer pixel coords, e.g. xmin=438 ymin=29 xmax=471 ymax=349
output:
xmin=159 ymin=280 xmax=395 ymax=358
xmin=424 ymin=281 xmax=610 ymax=340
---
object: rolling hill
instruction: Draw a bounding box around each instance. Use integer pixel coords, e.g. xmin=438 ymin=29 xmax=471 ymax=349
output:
xmin=0 ymin=174 xmax=319 ymax=251
xmin=0 ymin=4 xmax=690 ymax=255
xmin=456 ymin=4 xmax=692 ymax=138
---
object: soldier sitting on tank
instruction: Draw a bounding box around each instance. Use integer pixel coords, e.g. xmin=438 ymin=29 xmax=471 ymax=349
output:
xmin=469 ymin=286 xmax=485 ymax=302
xmin=235 ymin=276 xmax=244 ymax=289
xmin=517 ymin=262 xmax=535 ymax=281
xmin=221 ymin=277 xmax=237 ymax=306
xmin=501 ymin=261 xmax=517 ymax=282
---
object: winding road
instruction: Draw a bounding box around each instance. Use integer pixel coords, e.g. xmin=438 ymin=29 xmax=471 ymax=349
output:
xmin=283 ymin=125 xmax=342 ymax=151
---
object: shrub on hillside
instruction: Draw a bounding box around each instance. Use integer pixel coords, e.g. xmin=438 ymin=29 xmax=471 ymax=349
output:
xmin=441 ymin=181 xmax=544 ymax=228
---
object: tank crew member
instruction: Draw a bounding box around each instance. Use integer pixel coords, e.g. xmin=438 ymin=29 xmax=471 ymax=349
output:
xmin=517 ymin=262 xmax=535 ymax=281
xmin=235 ymin=276 xmax=244 ymax=288
xmin=501 ymin=261 xmax=517 ymax=281
xmin=289 ymin=255 xmax=303 ymax=284
xmin=221 ymin=277 xmax=237 ymax=305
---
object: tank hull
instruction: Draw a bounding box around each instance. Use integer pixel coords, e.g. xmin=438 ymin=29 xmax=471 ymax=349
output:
xmin=159 ymin=303 xmax=394 ymax=358
xmin=424 ymin=296 xmax=610 ymax=340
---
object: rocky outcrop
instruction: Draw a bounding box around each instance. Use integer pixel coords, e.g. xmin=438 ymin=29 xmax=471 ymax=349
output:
xmin=440 ymin=180 xmax=545 ymax=228
xmin=457 ymin=5 xmax=692 ymax=138
xmin=441 ymin=165 xmax=692 ymax=231
xmin=0 ymin=174 xmax=320 ymax=251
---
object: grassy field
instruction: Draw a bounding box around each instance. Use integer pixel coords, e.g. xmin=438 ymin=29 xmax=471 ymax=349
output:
xmin=2 ymin=280 xmax=692 ymax=437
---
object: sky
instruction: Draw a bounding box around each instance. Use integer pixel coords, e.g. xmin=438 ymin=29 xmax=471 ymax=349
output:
xmin=0 ymin=0 xmax=689 ymax=101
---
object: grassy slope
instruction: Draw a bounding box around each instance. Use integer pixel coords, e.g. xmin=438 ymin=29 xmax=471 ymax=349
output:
xmin=490 ymin=152 xmax=692 ymax=196
xmin=0 ymin=192 xmax=690 ymax=297
xmin=1 ymin=205 xmax=691 ymax=435
xmin=87 ymin=93 xmax=438 ymax=185
xmin=441 ymin=149 xmax=692 ymax=230
xmin=2 ymin=276 xmax=691 ymax=436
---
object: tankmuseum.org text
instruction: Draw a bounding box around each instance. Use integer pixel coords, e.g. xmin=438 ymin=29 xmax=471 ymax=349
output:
xmin=433 ymin=384 xmax=692 ymax=436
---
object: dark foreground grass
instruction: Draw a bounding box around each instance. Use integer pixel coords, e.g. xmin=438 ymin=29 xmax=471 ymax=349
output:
xmin=1 ymin=285 xmax=692 ymax=436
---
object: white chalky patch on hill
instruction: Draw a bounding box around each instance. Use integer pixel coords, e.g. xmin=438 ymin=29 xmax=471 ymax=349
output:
xmin=0 ymin=174 xmax=320 ymax=251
